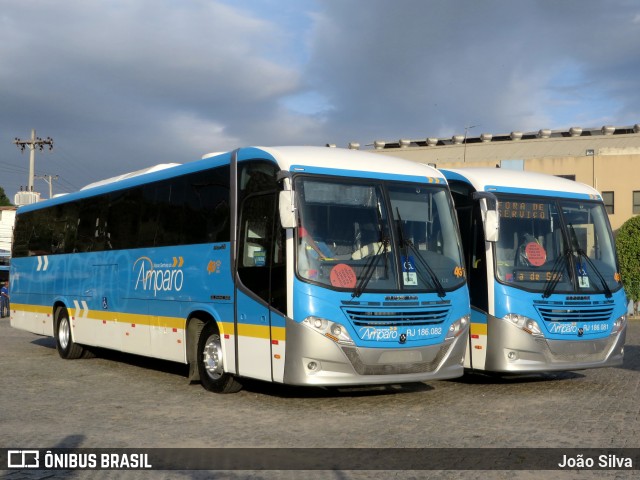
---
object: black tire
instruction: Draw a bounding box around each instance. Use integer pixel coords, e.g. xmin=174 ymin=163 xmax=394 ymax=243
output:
xmin=197 ymin=321 xmax=242 ymax=393
xmin=81 ymin=347 xmax=96 ymax=359
xmin=54 ymin=307 xmax=85 ymax=359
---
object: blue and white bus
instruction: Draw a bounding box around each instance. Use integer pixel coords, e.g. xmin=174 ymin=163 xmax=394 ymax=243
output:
xmin=442 ymin=168 xmax=626 ymax=373
xmin=10 ymin=146 xmax=470 ymax=393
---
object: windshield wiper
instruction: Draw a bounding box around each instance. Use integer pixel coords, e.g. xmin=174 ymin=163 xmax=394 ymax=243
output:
xmin=352 ymin=198 xmax=389 ymax=298
xmin=396 ymin=208 xmax=446 ymax=298
xmin=352 ymin=237 xmax=389 ymax=298
xmin=542 ymin=248 xmax=571 ymax=298
xmin=568 ymin=224 xmax=612 ymax=298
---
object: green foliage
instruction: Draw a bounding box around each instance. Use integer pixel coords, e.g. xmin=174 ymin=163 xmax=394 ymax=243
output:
xmin=616 ymin=215 xmax=640 ymax=303
xmin=0 ymin=186 xmax=12 ymax=206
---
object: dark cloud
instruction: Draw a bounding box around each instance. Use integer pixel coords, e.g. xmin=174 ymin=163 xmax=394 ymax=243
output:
xmin=307 ymin=0 xmax=640 ymax=143
xmin=0 ymin=0 xmax=312 ymax=198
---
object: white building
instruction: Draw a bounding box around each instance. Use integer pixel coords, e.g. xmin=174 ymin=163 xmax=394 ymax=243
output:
xmin=0 ymin=206 xmax=17 ymax=253
xmin=0 ymin=206 xmax=16 ymax=280
xmin=346 ymin=123 xmax=640 ymax=232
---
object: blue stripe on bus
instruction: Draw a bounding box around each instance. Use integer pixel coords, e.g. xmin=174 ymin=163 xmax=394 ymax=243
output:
xmin=289 ymin=165 xmax=445 ymax=184
xmin=484 ymin=185 xmax=596 ymax=200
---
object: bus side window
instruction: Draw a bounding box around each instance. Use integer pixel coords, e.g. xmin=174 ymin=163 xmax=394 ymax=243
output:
xmin=238 ymin=193 xmax=277 ymax=304
xmin=153 ymin=181 xmax=181 ymax=247
xmin=242 ymin=203 xmax=270 ymax=268
xmin=451 ymin=182 xmax=488 ymax=314
xmin=238 ymin=161 xmax=278 ymax=202
xmin=184 ymin=166 xmax=230 ymax=244
xmin=107 ymin=189 xmax=142 ymax=250
xmin=470 ymin=203 xmax=488 ymax=312
xmin=77 ymin=198 xmax=107 ymax=252
xmin=138 ymin=184 xmax=159 ymax=248
xmin=11 ymin=213 xmax=31 ymax=257
xmin=25 ymin=209 xmax=53 ymax=255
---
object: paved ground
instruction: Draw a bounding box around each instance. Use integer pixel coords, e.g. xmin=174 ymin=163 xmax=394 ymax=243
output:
xmin=1 ymin=316 xmax=638 ymax=479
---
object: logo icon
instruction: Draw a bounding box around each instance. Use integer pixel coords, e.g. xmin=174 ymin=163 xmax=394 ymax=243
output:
xmin=207 ymin=260 xmax=222 ymax=274
xmin=8 ymin=450 xmax=40 ymax=468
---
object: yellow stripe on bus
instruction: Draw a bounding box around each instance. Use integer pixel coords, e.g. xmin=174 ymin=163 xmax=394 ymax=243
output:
xmin=216 ymin=322 xmax=285 ymax=341
xmin=12 ymin=303 xmax=51 ymax=315
xmin=92 ymin=311 xmax=186 ymax=330
xmin=13 ymin=303 xmax=286 ymax=341
xmin=13 ymin=304 xmax=187 ymax=330
xmin=470 ymin=323 xmax=487 ymax=335
xmin=236 ymin=323 xmax=286 ymax=341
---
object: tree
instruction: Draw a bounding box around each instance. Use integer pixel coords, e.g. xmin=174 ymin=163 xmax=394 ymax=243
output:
xmin=0 ymin=186 xmax=12 ymax=206
xmin=616 ymin=215 xmax=640 ymax=309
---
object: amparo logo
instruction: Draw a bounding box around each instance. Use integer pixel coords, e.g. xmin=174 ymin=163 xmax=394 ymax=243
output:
xmin=133 ymin=256 xmax=184 ymax=296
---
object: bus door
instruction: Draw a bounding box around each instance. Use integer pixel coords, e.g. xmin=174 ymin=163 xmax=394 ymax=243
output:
xmin=236 ymin=191 xmax=287 ymax=382
xmin=450 ymin=184 xmax=489 ymax=370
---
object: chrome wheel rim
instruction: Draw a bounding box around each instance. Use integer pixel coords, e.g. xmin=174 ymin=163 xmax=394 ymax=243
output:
xmin=59 ymin=317 xmax=70 ymax=350
xmin=202 ymin=334 xmax=224 ymax=380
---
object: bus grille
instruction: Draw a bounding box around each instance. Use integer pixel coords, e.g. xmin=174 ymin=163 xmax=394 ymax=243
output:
xmin=341 ymin=342 xmax=452 ymax=375
xmin=535 ymin=305 xmax=614 ymax=323
xmin=342 ymin=305 xmax=450 ymax=327
xmin=536 ymin=337 xmax=614 ymax=363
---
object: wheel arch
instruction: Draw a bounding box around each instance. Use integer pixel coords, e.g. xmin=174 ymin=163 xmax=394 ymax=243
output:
xmin=186 ymin=308 xmax=225 ymax=382
xmin=52 ymin=299 xmax=86 ymax=359
xmin=52 ymin=299 xmax=70 ymax=334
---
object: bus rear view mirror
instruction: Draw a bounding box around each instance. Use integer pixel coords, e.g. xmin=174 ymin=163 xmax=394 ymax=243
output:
xmin=473 ymin=192 xmax=499 ymax=243
xmin=279 ymin=190 xmax=297 ymax=229
xmin=484 ymin=209 xmax=499 ymax=243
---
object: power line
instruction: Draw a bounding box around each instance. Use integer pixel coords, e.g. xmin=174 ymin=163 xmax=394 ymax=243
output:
xmin=13 ymin=129 xmax=54 ymax=191
xmin=35 ymin=174 xmax=59 ymax=199
xmin=45 ymin=143 xmax=95 ymax=192
xmin=0 ymin=161 xmax=29 ymax=176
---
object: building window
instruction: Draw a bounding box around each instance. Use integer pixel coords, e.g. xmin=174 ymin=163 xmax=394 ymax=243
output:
xmin=602 ymin=191 xmax=614 ymax=215
xmin=634 ymin=191 xmax=640 ymax=215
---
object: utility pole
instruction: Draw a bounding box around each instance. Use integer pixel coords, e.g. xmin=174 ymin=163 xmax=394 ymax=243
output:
xmin=36 ymin=174 xmax=59 ymax=199
xmin=13 ymin=129 xmax=54 ymax=192
xmin=463 ymin=125 xmax=478 ymax=163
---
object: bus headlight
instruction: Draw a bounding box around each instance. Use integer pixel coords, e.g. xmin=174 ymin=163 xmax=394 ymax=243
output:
xmin=611 ymin=315 xmax=627 ymax=335
xmin=445 ymin=315 xmax=470 ymax=340
xmin=302 ymin=316 xmax=355 ymax=346
xmin=503 ymin=313 xmax=543 ymax=337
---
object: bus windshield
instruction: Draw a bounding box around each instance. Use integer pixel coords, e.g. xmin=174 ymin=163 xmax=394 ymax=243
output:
xmin=494 ymin=195 xmax=620 ymax=295
xmin=295 ymin=176 xmax=465 ymax=295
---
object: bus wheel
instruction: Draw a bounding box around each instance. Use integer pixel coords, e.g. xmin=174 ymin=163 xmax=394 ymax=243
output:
xmin=54 ymin=307 xmax=85 ymax=360
xmin=197 ymin=321 xmax=242 ymax=393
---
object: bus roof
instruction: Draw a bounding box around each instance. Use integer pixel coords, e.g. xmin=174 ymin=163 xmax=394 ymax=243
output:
xmin=19 ymin=146 xmax=447 ymax=213
xmin=441 ymin=168 xmax=601 ymax=200
xmin=80 ymin=163 xmax=182 ymax=190
xmin=256 ymin=146 xmax=446 ymax=182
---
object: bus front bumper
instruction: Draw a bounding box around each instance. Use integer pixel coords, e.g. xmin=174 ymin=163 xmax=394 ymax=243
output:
xmin=484 ymin=315 xmax=626 ymax=373
xmin=282 ymin=317 xmax=468 ymax=386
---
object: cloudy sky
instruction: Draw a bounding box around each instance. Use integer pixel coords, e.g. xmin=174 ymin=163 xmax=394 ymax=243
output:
xmin=1 ymin=0 xmax=639 ymax=199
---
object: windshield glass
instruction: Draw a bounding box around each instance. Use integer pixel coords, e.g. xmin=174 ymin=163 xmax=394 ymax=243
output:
xmin=494 ymin=195 xmax=620 ymax=294
xmin=294 ymin=176 xmax=466 ymax=294
xmin=389 ymin=184 xmax=465 ymax=292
